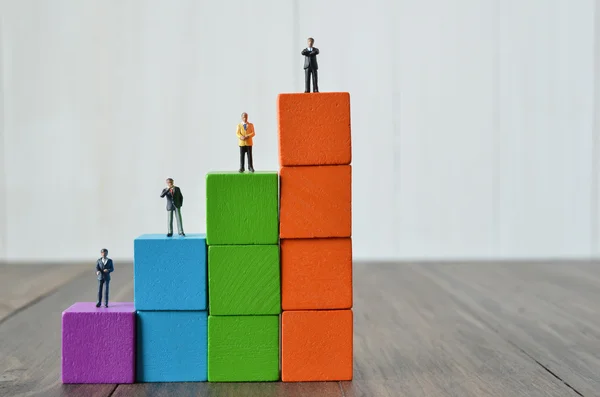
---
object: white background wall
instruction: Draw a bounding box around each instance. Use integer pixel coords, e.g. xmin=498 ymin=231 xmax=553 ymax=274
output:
xmin=0 ymin=0 xmax=599 ymax=262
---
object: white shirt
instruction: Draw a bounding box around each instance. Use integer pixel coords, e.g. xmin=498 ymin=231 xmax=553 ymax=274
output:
xmin=102 ymin=258 xmax=107 ymax=265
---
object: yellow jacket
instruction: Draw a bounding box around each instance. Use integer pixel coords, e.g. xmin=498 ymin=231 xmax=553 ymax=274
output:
xmin=237 ymin=122 xmax=255 ymax=146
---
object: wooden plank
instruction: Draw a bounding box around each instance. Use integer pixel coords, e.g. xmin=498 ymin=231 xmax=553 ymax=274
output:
xmin=0 ymin=263 xmax=88 ymax=323
xmin=341 ymin=381 xmax=402 ymax=397
xmin=417 ymin=261 xmax=600 ymax=396
xmin=112 ymin=383 xmax=209 ymax=397
xmin=349 ymin=262 xmax=580 ymax=396
xmin=55 ymin=384 xmax=116 ymax=397
xmin=0 ymin=263 xmax=133 ymax=397
xmin=1 ymin=261 xmax=592 ymax=396
xmin=113 ymin=382 xmax=342 ymax=397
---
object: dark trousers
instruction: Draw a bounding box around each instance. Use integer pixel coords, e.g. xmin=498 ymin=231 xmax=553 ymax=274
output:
xmin=97 ymin=279 xmax=110 ymax=304
xmin=240 ymin=146 xmax=254 ymax=170
xmin=305 ymin=68 xmax=318 ymax=92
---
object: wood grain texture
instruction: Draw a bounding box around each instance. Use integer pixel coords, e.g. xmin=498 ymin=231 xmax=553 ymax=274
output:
xmin=62 ymin=302 xmax=136 ymax=384
xmin=281 ymin=238 xmax=352 ymax=310
xmin=350 ymin=262 xmax=581 ymax=396
xmin=136 ymin=311 xmax=208 ymax=382
xmin=417 ymin=261 xmax=600 ymax=396
xmin=208 ymin=245 xmax=280 ymax=315
xmin=281 ymin=310 xmax=353 ymax=382
xmin=0 ymin=263 xmax=88 ymax=323
xmin=277 ymin=92 xmax=352 ymax=166
xmin=208 ymin=315 xmax=279 ymax=382
xmin=0 ymin=263 xmax=133 ymax=397
xmin=113 ymin=381 xmax=343 ymax=396
xmin=279 ymin=165 xmax=352 ymax=239
xmin=133 ymin=234 xmax=207 ymax=311
xmin=341 ymin=381 xmax=401 ymax=397
xmin=2 ymin=261 xmax=598 ymax=396
xmin=205 ymin=172 xmax=279 ymax=245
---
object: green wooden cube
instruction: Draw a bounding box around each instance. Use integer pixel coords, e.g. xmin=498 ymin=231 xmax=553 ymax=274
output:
xmin=208 ymin=245 xmax=280 ymax=315
xmin=208 ymin=315 xmax=279 ymax=381
xmin=206 ymin=171 xmax=279 ymax=245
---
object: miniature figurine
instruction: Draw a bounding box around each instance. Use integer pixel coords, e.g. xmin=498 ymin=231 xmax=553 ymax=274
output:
xmin=160 ymin=178 xmax=185 ymax=237
xmin=96 ymin=248 xmax=114 ymax=308
xmin=237 ymin=112 xmax=255 ymax=173
xmin=302 ymin=37 xmax=319 ymax=93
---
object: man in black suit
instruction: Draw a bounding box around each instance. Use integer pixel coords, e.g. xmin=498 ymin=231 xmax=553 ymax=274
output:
xmin=160 ymin=178 xmax=185 ymax=237
xmin=302 ymin=37 xmax=319 ymax=93
xmin=96 ymin=248 xmax=114 ymax=308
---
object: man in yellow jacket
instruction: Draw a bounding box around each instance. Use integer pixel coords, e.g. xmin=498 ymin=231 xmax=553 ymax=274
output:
xmin=237 ymin=112 xmax=255 ymax=173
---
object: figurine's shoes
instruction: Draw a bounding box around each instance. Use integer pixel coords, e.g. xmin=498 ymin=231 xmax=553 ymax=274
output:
xmin=104 ymin=304 xmax=108 ymax=308
xmin=167 ymin=233 xmax=173 ymax=237
xmin=249 ymin=168 xmax=255 ymax=173
xmin=179 ymin=233 xmax=185 ymax=237
xmin=96 ymin=302 xmax=101 ymax=308
xmin=239 ymin=168 xmax=244 ymax=173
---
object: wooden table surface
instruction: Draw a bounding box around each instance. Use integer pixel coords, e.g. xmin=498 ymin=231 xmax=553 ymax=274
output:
xmin=1 ymin=260 xmax=599 ymax=397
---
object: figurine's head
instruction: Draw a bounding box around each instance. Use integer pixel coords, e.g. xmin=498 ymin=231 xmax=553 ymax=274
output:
xmin=307 ymin=37 xmax=314 ymax=48
xmin=166 ymin=178 xmax=174 ymax=188
xmin=100 ymin=248 xmax=108 ymax=258
xmin=241 ymin=112 xmax=248 ymax=122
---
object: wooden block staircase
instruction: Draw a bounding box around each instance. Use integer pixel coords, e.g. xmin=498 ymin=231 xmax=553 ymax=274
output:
xmin=61 ymin=92 xmax=353 ymax=383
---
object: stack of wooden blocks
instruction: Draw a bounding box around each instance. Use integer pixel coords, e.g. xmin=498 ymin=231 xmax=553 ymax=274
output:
xmin=60 ymin=92 xmax=352 ymax=383
xmin=133 ymin=234 xmax=209 ymax=381
xmin=278 ymin=92 xmax=353 ymax=381
xmin=205 ymin=171 xmax=281 ymax=381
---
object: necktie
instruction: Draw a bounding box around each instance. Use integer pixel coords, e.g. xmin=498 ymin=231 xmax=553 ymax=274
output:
xmin=243 ymin=123 xmax=247 ymax=130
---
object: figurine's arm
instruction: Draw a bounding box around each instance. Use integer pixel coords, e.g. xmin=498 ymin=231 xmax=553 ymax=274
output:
xmin=247 ymin=125 xmax=256 ymax=138
xmin=312 ymin=48 xmax=319 ymax=55
xmin=103 ymin=259 xmax=114 ymax=273
xmin=96 ymin=261 xmax=101 ymax=273
xmin=236 ymin=125 xmax=246 ymax=140
xmin=160 ymin=188 xmax=168 ymax=198
xmin=301 ymin=48 xmax=309 ymax=55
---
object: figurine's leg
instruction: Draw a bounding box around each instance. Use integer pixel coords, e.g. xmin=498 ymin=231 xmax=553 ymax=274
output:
xmin=305 ymin=69 xmax=311 ymax=93
xmin=248 ymin=146 xmax=254 ymax=172
xmin=312 ymin=69 xmax=318 ymax=92
xmin=175 ymin=207 xmax=184 ymax=235
xmin=239 ymin=147 xmax=246 ymax=172
xmin=104 ymin=279 xmax=110 ymax=307
xmin=97 ymin=279 xmax=103 ymax=307
xmin=167 ymin=210 xmax=174 ymax=236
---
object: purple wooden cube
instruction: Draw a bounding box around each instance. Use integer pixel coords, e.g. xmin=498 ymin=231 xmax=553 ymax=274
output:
xmin=62 ymin=302 xmax=135 ymax=383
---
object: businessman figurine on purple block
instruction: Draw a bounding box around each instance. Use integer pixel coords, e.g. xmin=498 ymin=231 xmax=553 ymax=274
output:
xmin=96 ymin=248 xmax=114 ymax=308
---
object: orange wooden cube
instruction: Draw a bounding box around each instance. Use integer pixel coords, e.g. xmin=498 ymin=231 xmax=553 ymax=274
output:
xmin=277 ymin=92 xmax=351 ymax=166
xmin=281 ymin=238 xmax=352 ymax=310
xmin=279 ymin=165 xmax=351 ymax=239
xmin=281 ymin=310 xmax=353 ymax=382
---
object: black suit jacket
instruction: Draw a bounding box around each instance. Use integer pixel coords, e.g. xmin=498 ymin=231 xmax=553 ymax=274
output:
xmin=302 ymin=47 xmax=319 ymax=70
xmin=96 ymin=258 xmax=114 ymax=281
xmin=161 ymin=186 xmax=183 ymax=210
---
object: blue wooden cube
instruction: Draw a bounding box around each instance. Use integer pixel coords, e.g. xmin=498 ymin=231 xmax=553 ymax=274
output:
xmin=134 ymin=234 xmax=207 ymax=311
xmin=136 ymin=310 xmax=208 ymax=382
